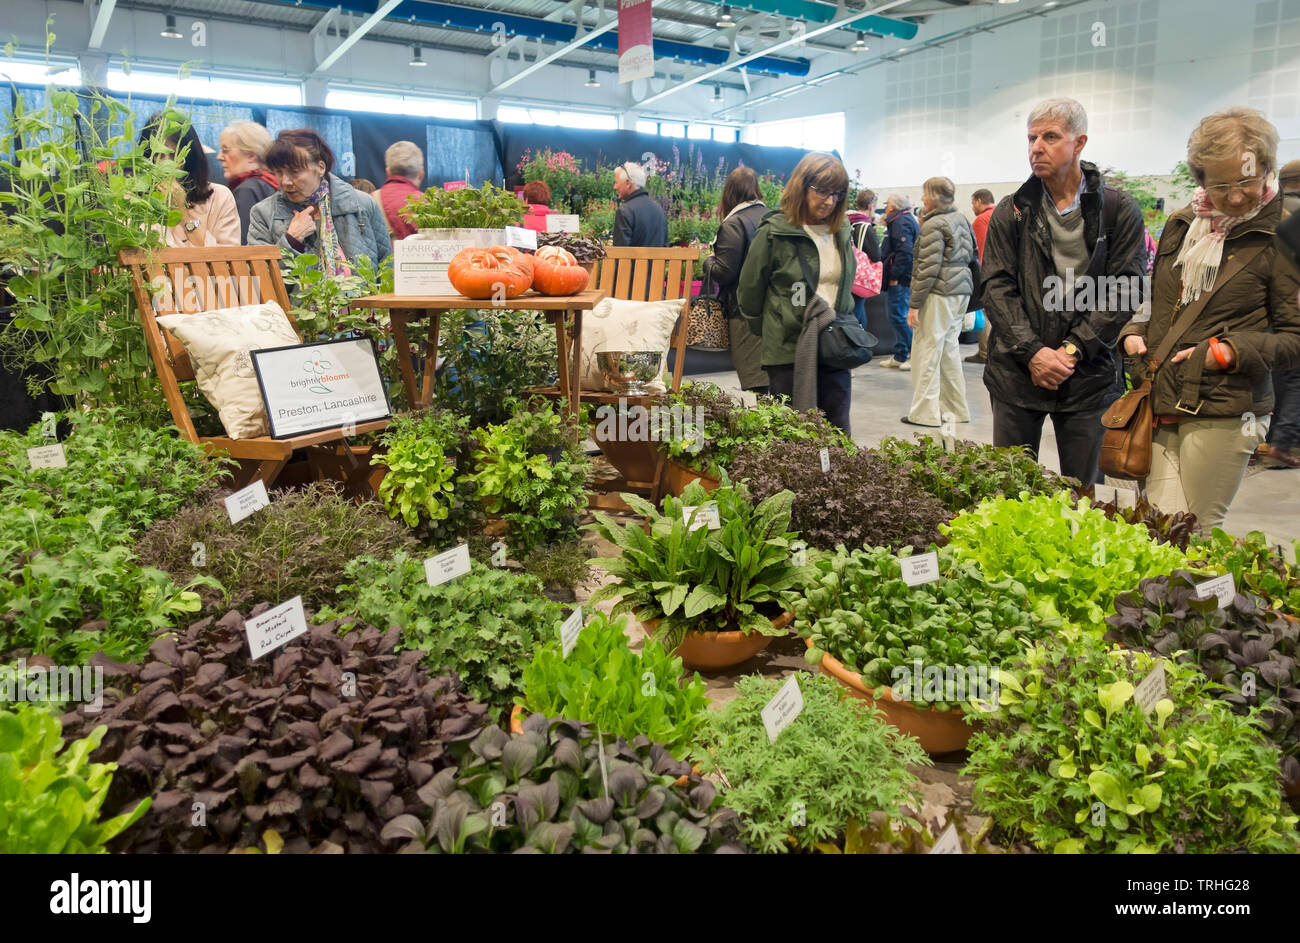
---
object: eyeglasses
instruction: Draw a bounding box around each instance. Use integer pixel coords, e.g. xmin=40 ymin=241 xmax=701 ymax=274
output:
xmin=1204 ymin=176 xmax=1264 ymax=195
xmin=807 ymin=184 xmax=845 ymax=203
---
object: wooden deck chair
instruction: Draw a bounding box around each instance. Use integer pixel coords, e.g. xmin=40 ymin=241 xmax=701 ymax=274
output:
xmin=118 ymin=245 xmax=391 ymax=492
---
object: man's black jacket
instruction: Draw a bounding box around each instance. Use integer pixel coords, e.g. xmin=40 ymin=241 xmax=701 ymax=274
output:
xmin=612 ymin=188 xmax=668 ymax=247
xmin=981 ymin=159 xmax=1146 ymax=413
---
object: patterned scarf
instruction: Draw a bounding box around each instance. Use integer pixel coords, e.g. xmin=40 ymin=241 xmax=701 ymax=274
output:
xmin=306 ymin=177 xmax=352 ymax=278
xmin=1174 ymin=181 xmax=1277 ymax=303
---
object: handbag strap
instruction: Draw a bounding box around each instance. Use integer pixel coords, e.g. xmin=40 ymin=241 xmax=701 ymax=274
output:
xmin=1146 ymin=242 xmax=1267 ymax=371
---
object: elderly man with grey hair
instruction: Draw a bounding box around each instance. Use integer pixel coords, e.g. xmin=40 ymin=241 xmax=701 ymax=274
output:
xmin=879 ymin=193 xmax=920 ymax=368
xmin=379 ymin=140 xmax=425 ymax=239
xmin=980 ymin=96 xmax=1146 ymax=486
xmin=612 ymin=160 xmax=668 ymax=247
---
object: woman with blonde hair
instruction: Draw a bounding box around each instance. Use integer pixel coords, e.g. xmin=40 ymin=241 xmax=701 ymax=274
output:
xmin=217 ymin=120 xmax=278 ymax=243
xmin=737 ymin=152 xmax=858 ymax=431
xmin=903 ymin=175 xmax=976 ymax=426
xmin=1119 ymin=107 xmax=1300 ymax=530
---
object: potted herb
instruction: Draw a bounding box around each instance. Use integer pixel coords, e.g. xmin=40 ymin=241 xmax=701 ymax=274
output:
xmin=876 ymin=435 xmax=1072 ymax=513
xmin=587 ymin=479 xmax=801 ymax=671
xmin=373 ymin=407 xmax=477 ymax=544
xmin=1191 ymin=529 xmax=1300 ymax=616
xmin=399 ymin=183 xmax=526 ymax=294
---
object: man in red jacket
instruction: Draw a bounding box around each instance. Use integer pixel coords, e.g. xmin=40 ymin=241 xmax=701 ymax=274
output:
xmin=966 ymin=188 xmax=996 ymax=363
xmin=378 ymin=141 xmax=424 ymax=240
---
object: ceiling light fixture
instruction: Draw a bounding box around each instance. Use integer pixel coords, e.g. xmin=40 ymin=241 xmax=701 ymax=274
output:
xmin=585 ymin=68 xmax=600 ymax=87
xmin=712 ymin=84 xmax=723 ymax=102
xmin=161 ymin=15 xmax=182 ymax=39
xmin=409 ymin=45 xmax=427 ymax=66
xmin=715 ymin=4 xmax=734 ymax=28
xmin=853 ymin=31 xmax=867 ymax=51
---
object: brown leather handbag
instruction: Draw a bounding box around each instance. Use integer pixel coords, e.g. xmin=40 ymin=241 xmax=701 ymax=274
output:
xmin=1099 ymin=245 xmax=1264 ymax=479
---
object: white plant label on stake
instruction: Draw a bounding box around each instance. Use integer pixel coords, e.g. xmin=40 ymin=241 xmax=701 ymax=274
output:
xmin=26 ymin=443 xmax=67 ymax=469
xmin=941 ymin=434 xmax=957 ymax=454
xmin=1115 ymin=487 xmax=1138 ymax=510
xmin=245 ymin=596 xmax=308 ymax=660
xmin=761 ymin=674 xmax=804 ymax=744
xmin=1093 ymin=483 xmax=1117 ymax=505
xmin=1133 ymin=663 xmax=1167 ymax=716
xmin=1194 ymin=572 xmax=1235 ymax=609
xmin=225 ymin=480 xmax=269 ymax=524
xmin=682 ymin=502 xmax=721 ymax=531
xmin=424 ymin=544 xmax=471 ymax=587
xmin=928 ymin=822 xmax=963 ymax=854
xmin=560 ymin=606 xmax=583 ymax=658
xmin=1264 ymin=533 xmax=1297 ymax=565
xmin=819 ymin=447 xmax=830 ymax=474
xmin=900 ymin=550 xmax=940 ymax=587
xmin=503 ymin=225 xmax=538 ymax=250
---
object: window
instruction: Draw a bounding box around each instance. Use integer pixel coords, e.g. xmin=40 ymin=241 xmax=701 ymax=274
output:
xmin=658 ymin=121 xmax=685 ymax=137
xmin=712 ymin=125 xmax=740 ymax=142
xmin=748 ymin=112 xmax=844 ymax=154
xmin=498 ymin=104 xmax=617 ymax=129
xmin=107 ymin=69 xmax=301 ymax=106
xmin=686 ymin=124 xmax=712 ymax=140
xmin=325 ymin=89 xmax=475 ymax=120
xmin=0 ymin=60 xmax=80 ymax=86
xmin=636 ymin=119 xmax=660 ymax=135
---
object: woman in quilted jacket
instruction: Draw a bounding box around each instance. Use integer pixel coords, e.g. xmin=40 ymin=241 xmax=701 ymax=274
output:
xmin=903 ymin=176 xmax=976 ymax=427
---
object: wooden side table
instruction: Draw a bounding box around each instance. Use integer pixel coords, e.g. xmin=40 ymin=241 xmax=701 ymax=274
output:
xmin=349 ymin=289 xmax=608 ymax=428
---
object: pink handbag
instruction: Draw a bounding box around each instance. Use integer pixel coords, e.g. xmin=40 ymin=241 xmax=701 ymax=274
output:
xmin=851 ymin=249 xmax=882 ymax=299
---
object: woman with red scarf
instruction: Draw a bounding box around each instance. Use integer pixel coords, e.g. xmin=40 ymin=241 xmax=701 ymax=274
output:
xmin=219 ymin=121 xmax=279 ymax=244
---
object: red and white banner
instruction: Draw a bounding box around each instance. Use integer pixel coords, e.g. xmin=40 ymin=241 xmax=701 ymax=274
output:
xmin=618 ymin=0 xmax=654 ymax=84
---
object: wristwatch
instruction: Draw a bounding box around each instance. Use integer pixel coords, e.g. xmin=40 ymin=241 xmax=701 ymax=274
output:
xmin=1062 ymin=341 xmax=1081 ymax=362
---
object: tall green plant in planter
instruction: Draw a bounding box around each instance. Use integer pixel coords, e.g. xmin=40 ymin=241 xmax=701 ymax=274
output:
xmin=0 ymin=87 xmax=182 ymax=422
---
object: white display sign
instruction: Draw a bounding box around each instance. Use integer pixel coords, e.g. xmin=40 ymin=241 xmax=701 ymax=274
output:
xmin=1265 ymin=533 xmax=1298 ymax=565
xmin=252 ymin=338 xmax=390 ymax=439
xmin=560 ymin=607 xmax=583 ymax=658
xmin=682 ymin=502 xmax=722 ymax=531
xmin=424 ymin=544 xmax=471 ymax=587
xmin=1133 ymin=663 xmax=1167 ymax=716
xmin=503 ymin=226 xmax=537 ymax=250
xmin=1093 ymin=483 xmax=1117 ymax=505
xmin=545 ymin=214 xmax=580 ymax=234
xmin=27 ymin=444 xmax=67 ymax=469
xmin=819 ymin=447 xmax=830 ymax=474
xmin=393 ymin=228 xmax=507 ymax=295
xmin=245 ymin=596 xmax=309 ymax=660
xmin=1194 ymin=573 xmax=1235 ymax=609
xmin=900 ymin=550 xmax=940 ymax=587
xmin=928 ymin=822 xmax=963 ymax=854
xmin=761 ymin=674 xmax=804 ymax=744
xmin=1115 ymin=487 xmax=1138 ymax=510
xmin=225 ymin=479 xmax=269 ymax=524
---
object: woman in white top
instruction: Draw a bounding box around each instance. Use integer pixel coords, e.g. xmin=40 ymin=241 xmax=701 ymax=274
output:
xmin=140 ymin=113 xmax=240 ymax=248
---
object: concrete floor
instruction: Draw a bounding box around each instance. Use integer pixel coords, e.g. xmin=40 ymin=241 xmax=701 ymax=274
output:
xmin=689 ymin=341 xmax=1300 ymax=542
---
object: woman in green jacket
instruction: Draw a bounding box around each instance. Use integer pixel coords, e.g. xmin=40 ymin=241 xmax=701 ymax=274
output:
xmin=736 ymin=153 xmax=857 ymax=432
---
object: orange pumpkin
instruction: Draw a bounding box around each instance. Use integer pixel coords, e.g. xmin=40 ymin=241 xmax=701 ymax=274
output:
xmin=531 ymin=245 xmax=590 ymax=296
xmin=447 ymin=245 xmax=534 ymax=299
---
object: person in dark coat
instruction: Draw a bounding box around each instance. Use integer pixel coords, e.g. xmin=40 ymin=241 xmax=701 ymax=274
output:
xmin=847 ymin=189 xmax=880 ymax=332
xmin=218 ymin=120 xmax=279 ymax=244
xmin=703 ymin=167 xmax=769 ymax=392
xmin=1263 ymin=157 xmax=1300 ymax=468
xmin=612 ymin=161 xmax=668 ymax=247
xmin=981 ymin=97 xmax=1146 ymax=487
xmin=879 ymin=195 xmax=919 ymax=368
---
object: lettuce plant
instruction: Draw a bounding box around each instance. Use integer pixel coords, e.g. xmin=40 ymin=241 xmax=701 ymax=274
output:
xmin=376 ymin=408 xmax=476 ymax=537
xmin=964 ymin=636 xmax=1299 ymax=854
xmin=518 ymin=611 xmax=709 ymax=756
xmin=1192 ymin=528 xmax=1300 ymax=617
xmin=876 ymin=434 xmax=1070 ymax=513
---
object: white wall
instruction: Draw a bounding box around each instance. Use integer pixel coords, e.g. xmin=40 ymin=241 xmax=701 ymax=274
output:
xmin=763 ymin=0 xmax=1300 ymax=194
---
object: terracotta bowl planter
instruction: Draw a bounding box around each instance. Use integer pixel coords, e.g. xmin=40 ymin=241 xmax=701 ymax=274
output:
xmin=510 ymin=706 xmax=696 ymax=787
xmin=663 ymin=459 xmax=721 ymax=498
xmin=643 ymin=611 xmax=792 ymax=673
xmin=805 ymin=638 xmax=978 ymax=754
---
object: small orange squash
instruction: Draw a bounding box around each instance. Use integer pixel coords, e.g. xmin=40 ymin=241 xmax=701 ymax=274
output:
xmin=531 ymin=245 xmax=590 ymax=296
xmin=447 ymin=244 xmax=534 ymax=299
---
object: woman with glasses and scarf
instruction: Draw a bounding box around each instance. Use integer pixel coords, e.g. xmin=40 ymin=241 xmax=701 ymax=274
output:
xmin=247 ymin=128 xmax=391 ymax=273
xmin=737 ymin=152 xmax=857 ymax=432
xmin=1119 ymin=107 xmax=1300 ymax=530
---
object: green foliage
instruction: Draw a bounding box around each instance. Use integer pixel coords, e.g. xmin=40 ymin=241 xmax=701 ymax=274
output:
xmin=521 ymin=538 xmax=592 ymax=591
xmin=319 ymin=553 xmax=562 ymax=716
xmin=468 ymin=401 xmax=591 ymax=557
xmin=940 ymin=492 xmax=1189 ymax=633
xmin=693 ymin=674 xmax=928 ymax=854
xmin=519 ymin=611 xmax=709 ymax=756
xmin=1191 ymin=528 xmax=1300 ymax=617
xmin=383 ymin=715 xmax=747 ymax=853
xmin=376 ymin=408 xmax=478 ymax=544
xmin=432 ymin=308 xmax=558 ymax=428
xmin=579 ymin=199 xmax=617 ymax=242
xmin=964 ymin=636 xmax=1299 ymax=854
xmin=587 ymin=480 xmax=803 ymax=650
xmin=518 ymin=149 xmax=584 ymax=213
xmin=401 ymin=182 xmax=524 ymax=230
xmin=816 ymin=810 xmax=999 ymax=854
xmin=0 ymin=704 xmax=150 ymax=853
xmin=133 ymin=481 xmax=417 ymax=615
xmin=796 ymin=545 xmax=1053 ymax=711
xmin=876 ymin=435 xmax=1071 ymax=513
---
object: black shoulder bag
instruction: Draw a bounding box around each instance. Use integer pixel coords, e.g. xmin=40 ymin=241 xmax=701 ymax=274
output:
xmin=796 ymin=249 xmax=878 ymax=371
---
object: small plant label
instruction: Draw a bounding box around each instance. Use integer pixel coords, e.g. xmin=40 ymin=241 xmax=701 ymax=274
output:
xmin=559 ymin=606 xmax=583 ymax=658
xmin=424 ymin=544 xmax=471 ymax=586
xmin=503 ymin=225 xmax=538 ymax=250
xmin=819 ymin=447 xmax=830 ymax=474
xmin=1115 ymin=487 xmax=1138 ymax=510
xmin=245 ymin=596 xmax=308 ymax=660
xmin=224 ymin=479 xmax=269 ymax=524
xmin=682 ymin=502 xmax=721 ymax=531
xmin=761 ymin=674 xmax=804 ymax=744
xmin=26 ymin=443 xmax=67 ymax=469
xmin=1133 ymin=663 xmax=1167 ymax=716
xmin=1264 ymin=533 xmax=1297 ymax=565
xmin=900 ymin=550 xmax=940 ymax=587
xmin=928 ymin=822 xmax=963 ymax=854
xmin=941 ymin=434 xmax=957 ymax=454
xmin=1093 ymin=483 xmax=1116 ymax=504
xmin=1193 ymin=572 xmax=1235 ymax=609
